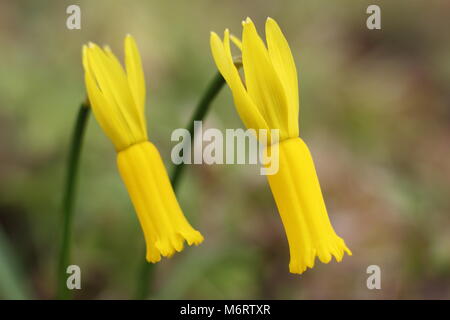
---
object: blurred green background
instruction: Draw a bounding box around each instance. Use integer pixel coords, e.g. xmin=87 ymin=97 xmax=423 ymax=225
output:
xmin=0 ymin=0 xmax=450 ymax=299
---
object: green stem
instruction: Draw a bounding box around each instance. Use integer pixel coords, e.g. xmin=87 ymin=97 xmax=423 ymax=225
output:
xmin=57 ymin=103 xmax=90 ymax=299
xmin=135 ymin=69 xmax=237 ymax=299
xmin=170 ymin=71 xmax=228 ymax=190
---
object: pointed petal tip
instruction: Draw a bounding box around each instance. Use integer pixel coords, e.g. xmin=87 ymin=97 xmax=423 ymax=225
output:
xmin=242 ymin=17 xmax=252 ymax=26
xmin=125 ymin=34 xmax=136 ymax=42
xmin=124 ymin=34 xmax=137 ymax=48
xmin=266 ymin=17 xmax=280 ymax=30
xmin=82 ymin=45 xmax=89 ymax=69
xmin=242 ymin=18 xmax=256 ymax=31
xmin=210 ymin=31 xmax=220 ymax=41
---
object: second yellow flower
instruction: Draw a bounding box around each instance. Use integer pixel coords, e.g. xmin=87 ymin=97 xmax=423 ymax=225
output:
xmin=82 ymin=35 xmax=203 ymax=262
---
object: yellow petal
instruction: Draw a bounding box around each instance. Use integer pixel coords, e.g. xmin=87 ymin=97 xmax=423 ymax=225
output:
xmin=82 ymin=45 xmax=89 ymax=72
xmin=230 ymin=34 xmax=242 ymax=50
xmin=86 ymin=43 xmax=146 ymax=148
xmin=242 ymin=18 xmax=289 ymax=138
xmin=210 ymin=31 xmax=268 ymax=132
xmin=103 ymin=45 xmax=145 ymax=137
xmin=124 ymin=34 xmax=147 ymax=134
xmin=86 ymin=45 xmax=133 ymax=138
xmin=265 ymin=18 xmax=299 ymax=137
xmin=83 ymin=47 xmax=130 ymax=150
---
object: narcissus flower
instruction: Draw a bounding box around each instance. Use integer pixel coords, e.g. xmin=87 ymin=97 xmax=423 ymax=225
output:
xmin=210 ymin=18 xmax=351 ymax=274
xmin=82 ymin=35 xmax=203 ymax=262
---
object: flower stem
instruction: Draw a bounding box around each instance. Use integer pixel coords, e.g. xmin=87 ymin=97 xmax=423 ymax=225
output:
xmin=57 ymin=103 xmax=90 ymax=299
xmin=135 ymin=67 xmax=239 ymax=299
xmin=170 ymin=71 xmax=228 ymax=190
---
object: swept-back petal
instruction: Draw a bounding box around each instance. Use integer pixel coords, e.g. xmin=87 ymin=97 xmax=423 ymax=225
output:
xmin=266 ymin=18 xmax=299 ymax=137
xmin=230 ymin=34 xmax=242 ymax=50
xmin=87 ymin=43 xmax=145 ymax=146
xmin=83 ymin=46 xmax=131 ymax=150
xmin=124 ymin=34 xmax=147 ymax=134
xmin=103 ymin=45 xmax=143 ymax=133
xmin=242 ymin=18 xmax=289 ymax=138
xmin=210 ymin=31 xmax=268 ymax=131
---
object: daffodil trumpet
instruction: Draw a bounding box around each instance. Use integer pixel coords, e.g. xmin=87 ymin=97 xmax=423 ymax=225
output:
xmin=82 ymin=35 xmax=203 ymax=262
xmin=210 ymin=18 xmax=351 ymax=274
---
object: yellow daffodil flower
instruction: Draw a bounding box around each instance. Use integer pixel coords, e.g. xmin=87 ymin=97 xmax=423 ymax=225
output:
xmin=82 ymin=35 xmax=203 ymax=263
xmin=210 ymin=18 xmax=351 ymax=274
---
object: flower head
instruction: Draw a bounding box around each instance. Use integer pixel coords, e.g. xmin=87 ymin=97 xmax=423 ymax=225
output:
xmin=210 ymin=17 xmax=299 ymax=141
xmin=83 ymin=35 xmax=203 ymax=262
xmin=210 ymin=18 xmax=351 ymax=274
xmin=83 ymin=35 xmax=148 ymax=152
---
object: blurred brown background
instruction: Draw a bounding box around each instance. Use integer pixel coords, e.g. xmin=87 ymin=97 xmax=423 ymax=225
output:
xmin=0 ymin=0 xmax=449 ymax=299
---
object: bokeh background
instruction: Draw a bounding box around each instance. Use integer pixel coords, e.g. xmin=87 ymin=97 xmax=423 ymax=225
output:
xmin=1 ymin=0 xmax=449 ymax=299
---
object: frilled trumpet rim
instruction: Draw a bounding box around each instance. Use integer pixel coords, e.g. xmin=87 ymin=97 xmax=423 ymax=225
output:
xmin=117 ymin=141 xmax=204 ymax=262
xmin=266 ymin=138 xmax=351 ymax=274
